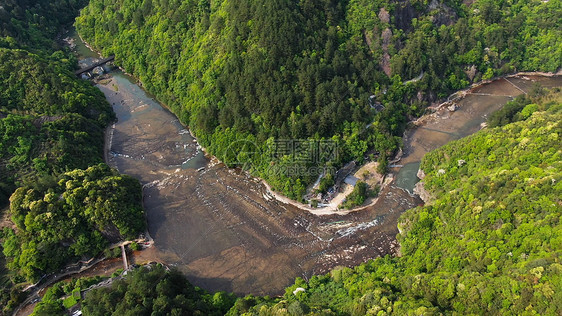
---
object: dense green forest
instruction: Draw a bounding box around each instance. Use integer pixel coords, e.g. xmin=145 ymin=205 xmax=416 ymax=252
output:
xmin=0 ymin=0 xmax=114 ymax=207
xmin=0 ymin=0 xmax=89 ymax=49
xmin=29 ymin=265 xmax=235 ymax=316
xmin=2 ymin=0 xmax=561 ymax=314
xmin=0 ymin=1 xmax=144 ymax=314
xmin=79 ymin=265 xmax=235 ymax=316
xmin=31 ymin=275 xmax=104 ymax=315
xmin=76 ymin=0 xmax=561 ymax=199
xmin=2 ymin=164 xmax=145 ymax=282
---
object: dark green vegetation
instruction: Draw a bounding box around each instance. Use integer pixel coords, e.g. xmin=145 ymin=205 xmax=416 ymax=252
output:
xmin=80 ymin=265 xmax=235 ymax=316
xmin=76 ymin=0 xmax=561 ymax=200
xmin=0 ymin=0 xmax=114 ymax=207
xmin=2 ymin=164 xmax=145 ymax=282
xmin=342 ymin=181 xmax=374 ymax=209
xmin=0 ymin=1 xmax=144 ymax=314
xmin=224 ymin=92 xmax=562 ymax=314
xmin=0 ymin=0 xmax=89 ymax=49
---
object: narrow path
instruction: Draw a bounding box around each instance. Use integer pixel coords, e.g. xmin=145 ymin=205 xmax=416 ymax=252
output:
xmin=14 ymin=237 xmax=153 ymax=315
xmin=13 ymin=257 xmax=105 ymax=316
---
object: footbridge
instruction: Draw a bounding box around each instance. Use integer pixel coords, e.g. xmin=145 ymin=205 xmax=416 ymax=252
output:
xmin=75 ymin=56 xmax=115 ymax=76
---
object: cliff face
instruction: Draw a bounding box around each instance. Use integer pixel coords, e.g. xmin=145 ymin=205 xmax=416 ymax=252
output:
xmin=413 ymin=167 xmax=433 ymax=203
xmin=413 ymin=180 xmax=432 ymax=203
xmin=394 ymin=0 xmax=458 ymax=32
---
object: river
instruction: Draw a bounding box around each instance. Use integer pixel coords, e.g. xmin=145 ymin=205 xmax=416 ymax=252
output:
xmin=395 ymin=75 xmax=562 ymax=192
xmin=68 ymin=30 xmax=562 ymax=295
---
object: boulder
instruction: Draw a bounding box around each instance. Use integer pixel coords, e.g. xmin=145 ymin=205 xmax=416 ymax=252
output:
xmin=293 ymin=287 xmax=306 ymax=295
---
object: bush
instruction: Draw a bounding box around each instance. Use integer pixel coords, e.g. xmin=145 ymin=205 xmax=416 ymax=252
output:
xmin=129 ymin=242 xmax=141 ymax=251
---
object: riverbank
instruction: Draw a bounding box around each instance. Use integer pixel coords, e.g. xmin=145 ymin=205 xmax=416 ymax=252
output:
xmin=74 ymin=36 xmax=410 ymax=216
xmin=395 ymin=72 xmax=562 ymax=194
xmin=257 ymin=70 xmax=562 ymax=213
xmin=260 ymin=167 xmax=394 ymax=216
xmin=421 ymin=70 xmax=562 ymax=122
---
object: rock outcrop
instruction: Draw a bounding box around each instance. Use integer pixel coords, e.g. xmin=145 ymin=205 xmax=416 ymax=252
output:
xmin=413 ymin=181 xmax=432 ymax=203
xmin=414 ymin=168 xmax=431 ymax=203
xmin=416 ymin=168 xmax=426 ymax=180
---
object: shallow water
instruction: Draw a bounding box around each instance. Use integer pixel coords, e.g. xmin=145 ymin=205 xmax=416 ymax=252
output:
xmin=395 ymin=76 xmax=562 ymax=193
xmin=70 ymin=30 xmax=561 ymax=295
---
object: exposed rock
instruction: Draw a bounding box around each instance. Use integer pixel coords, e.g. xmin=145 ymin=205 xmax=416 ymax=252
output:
xmin=381 ymin=28 xmax=392 ymax=47
xmin=448 ymin=103 xmax=458 ymax=112
xmin=378 ymin=8 xmax=390 ymax=24
xmin=417 ymin=168 xmax=426 ymax=180
xmin=437 ymin=169 xmax=446 ymax=175
xmin=293 ymin=287 xmax=306 ymax=295
xmin=381 ymin=53 xmax=392 ymax=77
xmin=380 ymin=28 xmax=393 ymax=77
xmin=457 ymin=159 xmax=466 ymax=167
xmin=428 ymin=0 xmax=458 ymax=26
xmin=465 ymin=65 xmax=477 ymax=81
xmin=33 ymin=115 xmax=62 ymax=128
xmin=92 ymin=66 xmax=105 ymax=76
xmin=413 ymin=181 xmax=432 ymax=203
xmin=390 ymin=148 xmax=403 ymax=164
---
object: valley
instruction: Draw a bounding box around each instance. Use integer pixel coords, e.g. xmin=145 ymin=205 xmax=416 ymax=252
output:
xmin=70 ymin=30 xmax=562 ymax=295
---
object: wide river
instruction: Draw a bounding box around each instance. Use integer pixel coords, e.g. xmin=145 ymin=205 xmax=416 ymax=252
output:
xmin=70 ymin=30 xmax=562 ymax=295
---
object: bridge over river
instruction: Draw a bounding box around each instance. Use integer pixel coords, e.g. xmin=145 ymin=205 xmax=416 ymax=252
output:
xmin=75 ymin=55 xmax=115 ymax=76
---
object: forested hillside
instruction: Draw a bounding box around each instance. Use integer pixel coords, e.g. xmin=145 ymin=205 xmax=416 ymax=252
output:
xmin=0 ymin=0 xmax=114 ymax=207
xmin=80 ymin=265 xmax=235 ymax=316
xmin=0 ymin=1 xmax=145 ymax=314
xmin=0 ymin=0 xmax=88 ymax=48
xmin=76 ymin=0 xmax=562 ymax=199
xmin=3 ymin=164 xmax=145 ymax=282
xmin=0 ymin=49 xmax=114 ymax=206
xmin=222 ymin=91 xmax=562 ymax=314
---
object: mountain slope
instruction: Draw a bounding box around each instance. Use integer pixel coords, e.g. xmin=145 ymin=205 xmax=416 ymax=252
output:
xmin=0 ymin=1 xmax=143 ymax=313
